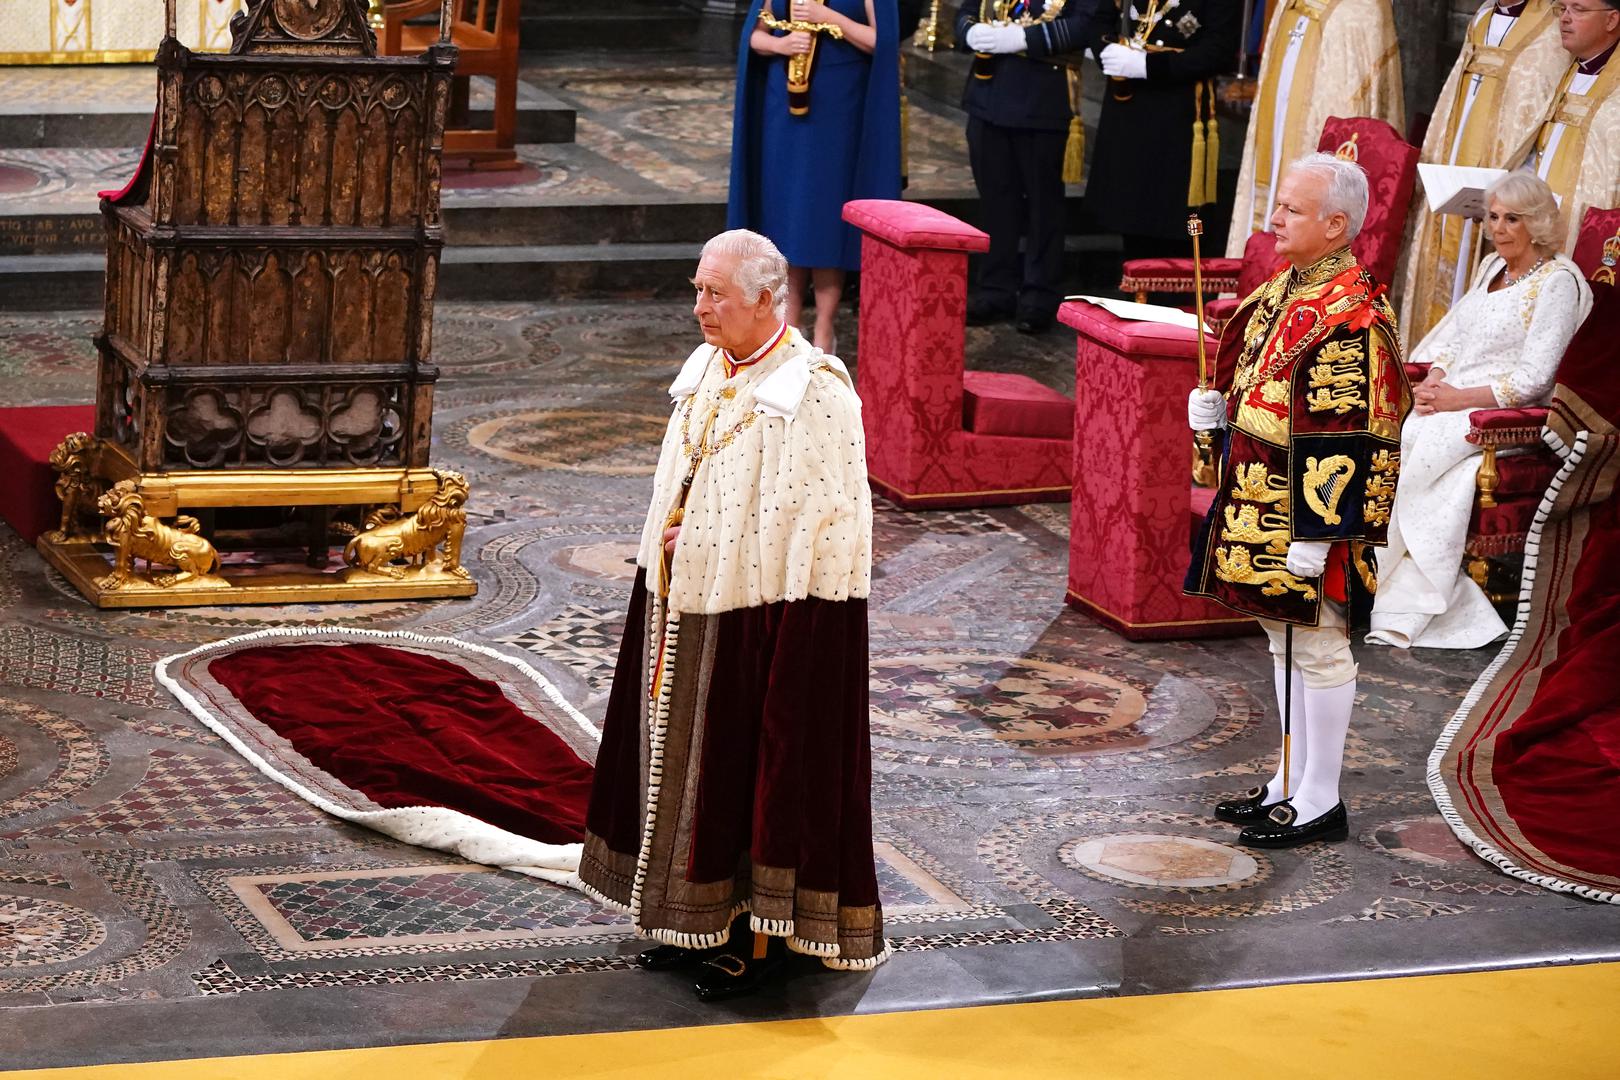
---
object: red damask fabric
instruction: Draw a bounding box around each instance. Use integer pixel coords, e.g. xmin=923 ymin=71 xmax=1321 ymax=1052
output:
xmin=208 ymin=643 xmax=595 ymax=845
xmin=1571 ymin=207 xmax=1620 ymax=278
xmin=848 ymin=205 xmax=1070 ymax=507
xmin=1318 ymin=116 xmax=1418 ymax=289
xmin=0 ymin=404 xmax=96 ymax=543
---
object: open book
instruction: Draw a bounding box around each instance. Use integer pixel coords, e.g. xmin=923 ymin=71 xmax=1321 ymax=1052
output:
xmin=1417 ymin=163 xmax=1509 ymax=219
xmin=1066 ymin=295 xmax=1212 ymax=334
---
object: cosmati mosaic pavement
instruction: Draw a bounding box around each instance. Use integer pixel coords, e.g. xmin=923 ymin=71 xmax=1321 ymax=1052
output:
xmin=0 ymin=58 xmax=978 ymax=216
xmin=4 ymin=298 xmax=1617 ymax=1032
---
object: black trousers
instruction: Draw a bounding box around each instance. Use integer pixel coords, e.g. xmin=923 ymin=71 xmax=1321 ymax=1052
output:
xmin=967 ymin=116 xmax=1068 ymax=319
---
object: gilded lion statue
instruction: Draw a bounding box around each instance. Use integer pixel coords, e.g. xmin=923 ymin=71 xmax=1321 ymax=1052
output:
xmin=342 ymin=470 xmax=471 ymax=580
xmin=47 ymin=431 xmax=100 ymax=542
xmin=95 ymin=480 xmax=224 ymax=590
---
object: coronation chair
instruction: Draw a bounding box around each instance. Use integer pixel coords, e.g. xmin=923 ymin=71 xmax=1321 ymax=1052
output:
xmin=384 ymin=0 xmax=520 ymax=170
xmin=841 ymin=200 xmax=1072 ymax=509
xmin=1119 ymin=117 xmax=1420 ymax=328
xmin=1411 ymin=206 xmax=1620 ymax=606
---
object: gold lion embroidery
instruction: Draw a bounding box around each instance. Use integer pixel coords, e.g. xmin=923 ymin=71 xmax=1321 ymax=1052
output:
xmin=1306 ymin=339 xmax=1368 ymax=414
xmin=1303 ymin=455 xmax=1356 ymax=525
xmin=1214 ymin=545 xmax=1319 ymax=600
xmin=1221 ymin=504 xmax=1292 ymax=550
xmin=1229 ymin=462 xmax=1291 ymax=504
xmin=1364 ymin=448 xmax=1398 ymax=527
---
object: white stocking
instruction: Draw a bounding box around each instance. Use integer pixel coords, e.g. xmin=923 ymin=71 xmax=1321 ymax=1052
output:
xmin=1263 ymin=665 xmax=1307 ymax=804
xmin=1289 ymin=679 xmax=1356 ymax=823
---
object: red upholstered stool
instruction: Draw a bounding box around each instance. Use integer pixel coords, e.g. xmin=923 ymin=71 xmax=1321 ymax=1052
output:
xmin=1059 ymin=301 xmax=1254 ymax=640
xmin=962 ymin=371 xmax=1073 ymax=439
xmin=843 ymin=199 xmax=1072 ymax=508
xmin=0 ymin=405 xmax=96 ymax=543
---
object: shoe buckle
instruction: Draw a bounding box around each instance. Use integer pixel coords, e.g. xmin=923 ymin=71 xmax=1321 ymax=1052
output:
xmin=703 ymin=953 xmax=747 ymax=977
xmin=1245 ymin=785 xmax=1266 ymax=799
xmin=1268 ymin=803 xmax=1297 ymax=826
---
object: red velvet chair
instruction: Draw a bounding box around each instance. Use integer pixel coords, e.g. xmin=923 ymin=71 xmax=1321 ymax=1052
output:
xmin=1120 ymin=117 xmax=1420 ymax=312
xmin=842 ymin=200 xmax=1072 ymax=509
xmin=1416 ymin=207 xmax=1620 ymax=602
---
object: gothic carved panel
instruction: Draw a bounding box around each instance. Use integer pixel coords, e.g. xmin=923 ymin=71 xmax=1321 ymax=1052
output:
xmin=162 ymin=381 xmax=407 ymax=469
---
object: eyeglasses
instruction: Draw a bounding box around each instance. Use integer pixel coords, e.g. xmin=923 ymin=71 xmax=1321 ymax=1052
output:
xmin=1553 ymin=2 xmax=1611 ymax=17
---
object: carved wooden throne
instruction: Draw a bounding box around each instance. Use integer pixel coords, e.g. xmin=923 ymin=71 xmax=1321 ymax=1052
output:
xmin=37 ymin=0 xmax=476 ymax=607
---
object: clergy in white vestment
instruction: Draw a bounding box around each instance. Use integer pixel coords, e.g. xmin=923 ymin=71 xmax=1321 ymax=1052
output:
xmin=1369 ymin=174 xmax=1592 ymax=650
xmin=1224 ymin=0 xmax=1404 ymax=256
xmin=1397 ymin=0 xmax=1566 ymax=347
xmin=1512 ymin=0 xmax=1620 ymax=252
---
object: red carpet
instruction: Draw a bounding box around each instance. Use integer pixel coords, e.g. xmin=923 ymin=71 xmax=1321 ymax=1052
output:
xmin=1430 ymin=284 xmax=1620 ymax=903
xmin=158 ymin=629 xmax=599 ymax=886
xmin=0 ymin=404 xmax=95 ymax=542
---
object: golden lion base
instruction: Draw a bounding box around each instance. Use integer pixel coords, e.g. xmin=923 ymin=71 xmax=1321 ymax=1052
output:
xmin=37 ymin=535 xmax=478 ymax=609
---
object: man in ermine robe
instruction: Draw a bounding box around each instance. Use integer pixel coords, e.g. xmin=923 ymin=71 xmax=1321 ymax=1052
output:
xmin=1399 ymin=0 xmax=1566 ymax=345
xmin=1514 ymin=0 xmax=1620 ymax=252
xmin=1226 ymin=0 xmax=1404 ymax=256
xmin=578 ymin=229 xmax=887 ymax=1000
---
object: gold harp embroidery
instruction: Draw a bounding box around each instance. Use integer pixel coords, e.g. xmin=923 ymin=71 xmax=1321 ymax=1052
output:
xmin=1304 ymin=455 xmax=1356 ymax=525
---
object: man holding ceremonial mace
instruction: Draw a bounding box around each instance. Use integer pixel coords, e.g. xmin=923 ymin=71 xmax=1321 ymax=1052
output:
xmin=1183 ymin=154 xmax=1411 ymax=848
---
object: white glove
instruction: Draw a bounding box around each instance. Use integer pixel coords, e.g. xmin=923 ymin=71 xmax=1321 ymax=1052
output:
xmin=968 ymin=23 xmax=1027 ymax=54
xmin=1187 ymin=388 xmax=1227 ymax=431
xmin=1285 ymin=541 xmax=1333 ymax=579
xmin=1099 ymin=42 xmax=1148 ymax=80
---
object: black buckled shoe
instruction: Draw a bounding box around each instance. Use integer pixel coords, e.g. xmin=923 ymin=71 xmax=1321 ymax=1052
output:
xmin=1214 ymin=785 xmax=1278 ymax=826
xmin=636 ymin=943 xmax=706 ymax=971
xmin=1238 ymin=801 xmax=1349 ymax=849
xmin=692 ymin=940 xmax=787 ymax=1002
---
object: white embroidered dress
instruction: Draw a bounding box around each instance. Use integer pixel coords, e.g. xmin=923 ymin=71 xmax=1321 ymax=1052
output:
xmin=1369 ymin=253 xmax=1591 ymax=649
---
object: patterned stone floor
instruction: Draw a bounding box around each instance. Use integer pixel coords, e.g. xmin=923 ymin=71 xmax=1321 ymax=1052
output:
xmin=0 ymin=56 xmax=980 ymax=218
xmin=3 ymin=302 xmax=1619 ymax=1070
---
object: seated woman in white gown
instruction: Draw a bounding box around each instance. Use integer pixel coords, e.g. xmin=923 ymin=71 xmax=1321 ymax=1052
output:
xmin=1369 ymin=173 xmax=1592 ymax=650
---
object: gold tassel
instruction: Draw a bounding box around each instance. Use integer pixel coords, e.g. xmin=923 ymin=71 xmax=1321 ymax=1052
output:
xmin=1203 ymin=82 xmax=1219 ymax=207
xmin=1063 ymin=116 xmax=1085 ymax=185
xmin=1062 ymin=67 xmax=1085 ymax=185
xmin=1187 ymin=81 xmax=1206 ymax=207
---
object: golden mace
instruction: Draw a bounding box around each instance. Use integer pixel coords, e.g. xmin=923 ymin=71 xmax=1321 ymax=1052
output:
xmin=1189 ymin=213 xmax=1215 ymax=459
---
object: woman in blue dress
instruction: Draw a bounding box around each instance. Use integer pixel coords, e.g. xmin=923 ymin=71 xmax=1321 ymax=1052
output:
xmin=727 ymin=0 xmax=901 ymax=352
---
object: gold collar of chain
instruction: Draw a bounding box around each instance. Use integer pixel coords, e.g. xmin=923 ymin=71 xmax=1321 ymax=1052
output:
xmin=979 ymin=0 xmax=1068 ymax=26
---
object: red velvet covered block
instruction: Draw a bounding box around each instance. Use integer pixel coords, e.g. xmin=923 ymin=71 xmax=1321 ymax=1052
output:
xmin=843 ymin=199 xmax=1071 ymax=508
xmin=1489 ymin=452 xmax=1560 ymax=498
xmin=962 ymin=371 xmax=1073 ymax=439
xmin=0 ymin=405 xmax=96 ymax=543
xmin=1059 ymin=300 xmax=1255 ymax=640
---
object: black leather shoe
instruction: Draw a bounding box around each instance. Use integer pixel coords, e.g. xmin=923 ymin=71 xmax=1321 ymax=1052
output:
xmin=966 ymin=298 xmax=1014 ymax=326
xmin=1213 ymin=785 xmax=1279 ymax=826
xmin=1014 ymin=313 xmax=1053 ymax=335
xmin=636 ymin=943 xmax=705 ymax=971
xmin=692 ymin=945 xmax=786 ymax=1002
xmin=1239 ymin=801 xmax=1349 ymax=849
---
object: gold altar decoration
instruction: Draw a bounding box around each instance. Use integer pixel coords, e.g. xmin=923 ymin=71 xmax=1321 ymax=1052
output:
xmin=38 ymin=0 xmax=477 ymax=608
xmin=0 ymin=0 xmax=245 ymax=64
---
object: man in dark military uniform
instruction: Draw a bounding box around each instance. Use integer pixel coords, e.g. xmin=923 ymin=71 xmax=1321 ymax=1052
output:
xmin=956 ymin=0 xmax=1092 ymax=334
xmin=1185 ymin=153 xmax=1411 ymax=849
xmin=1087 ymin=0 xmax=1241 ymax=265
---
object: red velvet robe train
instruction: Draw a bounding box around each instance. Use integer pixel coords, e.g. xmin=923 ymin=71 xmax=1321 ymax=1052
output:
xmin=579 ymin=571 xmax=886 ymax=967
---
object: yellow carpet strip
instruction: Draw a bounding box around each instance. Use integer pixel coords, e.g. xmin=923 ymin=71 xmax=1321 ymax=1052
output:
xmin=8 ymin=961 xmax=1617 ymax=1079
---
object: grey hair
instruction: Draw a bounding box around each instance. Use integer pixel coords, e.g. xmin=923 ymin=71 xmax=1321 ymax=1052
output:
xmin=1287 ymin=151 xmax=1369 ymax=242
xmin=699 ymin=229 xmax=789 ymax=318
xmin=1485 ymin=171 xmax=1564 ymax=254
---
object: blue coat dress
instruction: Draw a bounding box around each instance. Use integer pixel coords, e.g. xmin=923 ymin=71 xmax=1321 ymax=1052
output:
xmin=727 ymin=0 xmax=902 ymax=272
